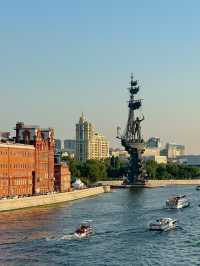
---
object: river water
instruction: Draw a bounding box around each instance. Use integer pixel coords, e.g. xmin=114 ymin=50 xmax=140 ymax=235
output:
xmin=0 ymin=186 xmax=199 ymax=266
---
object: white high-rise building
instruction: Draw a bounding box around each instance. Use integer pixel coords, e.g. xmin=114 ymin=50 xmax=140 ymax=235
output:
xmin=163 ymin=143 xmax=185 ymax=159
xmin=90 ymin=133 xmax=109 ymax=160
xmin=76 ymin=114 xmax=109 ymax=161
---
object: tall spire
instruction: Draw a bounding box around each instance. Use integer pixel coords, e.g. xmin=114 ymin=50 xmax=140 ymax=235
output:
xmin=79 ymin=112 xmax=85 ymax=123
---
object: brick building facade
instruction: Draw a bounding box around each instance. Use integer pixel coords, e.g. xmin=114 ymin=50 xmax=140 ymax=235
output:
xmin=0 ymin=143 xmax=35 ymax=196
xmin=54 ymin=163 xmax=71 ymax=192
xmin=15 ymin=122 xmax=55 ymax=195
xmin=0 ymin=122 xmax=53 ymax=197
xmin=0 ymin=122 xmax=71 ymax=197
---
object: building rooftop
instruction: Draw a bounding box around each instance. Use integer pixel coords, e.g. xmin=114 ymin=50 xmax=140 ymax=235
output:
xmin=0 ymin=142 xmax=35 ymax=149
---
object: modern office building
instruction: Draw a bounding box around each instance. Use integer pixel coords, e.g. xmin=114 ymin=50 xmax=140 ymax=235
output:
xmin=76 ymin=113 xmax=94 ymax=161
xmin=55 ymin=139 xmax=62 ymax=153
xmin=176 ymin=155 xmax=200 ymax=167
xmin=161 ymin=143 xmax=185 ymax=159
xmin=55 ymin=139 xmax=62 ymax=164
xmin=64 ymin=139 xmax=76 ymax=154
xmin=146 ymin=137 xmax=161 ymax=149
xmin=143 ymin=147 xmax=160 ymax=157
xmin=143 ymin=137 xmax=162 ymax=160
xmin=76 ymin=114 xmax=109 ymax=161
xmin=110 ymin=148 xmax=130 ymax=159
xmin=144 ymin=155 xmax=167 ymax=164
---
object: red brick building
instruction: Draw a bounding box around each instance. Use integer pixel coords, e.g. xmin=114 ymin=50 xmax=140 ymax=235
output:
xmin=54 ymin=163 xmax=71 ymax=192
xmin=0 ymin=143 xmax=35 ymax=196
xmin=15 ymin=122 xmax=55 ymax=195
xmin=0 ymin=122 xmax=55 ymax=197
xmin=0 ymin=122 xmax=71 ymax=197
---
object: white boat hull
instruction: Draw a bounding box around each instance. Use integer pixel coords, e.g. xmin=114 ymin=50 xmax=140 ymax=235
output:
xmin=149 ymin=223 xmax=176 ymax=231
xmin=166 ymin=196 xmax=190 ymax=209
xmin=149 ymin=218 xmax=177 ymax=232
xmin=176 ymin=201 xmax=190 ymax=209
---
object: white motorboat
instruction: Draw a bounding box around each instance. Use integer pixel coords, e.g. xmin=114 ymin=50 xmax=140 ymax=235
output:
xmin=149 ymin=218 xmax=177 ymax=231
xmin=74 ymin=221 xmax=92 ymax=238
xmin=166 ymin=195 xmax=190 ymax=209
xmin=196 ymin=185 xmax=200 ymax=191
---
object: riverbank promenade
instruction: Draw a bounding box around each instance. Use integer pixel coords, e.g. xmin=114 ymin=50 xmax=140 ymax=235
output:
xmin=0 ymin=186 xmax=110 ymax=212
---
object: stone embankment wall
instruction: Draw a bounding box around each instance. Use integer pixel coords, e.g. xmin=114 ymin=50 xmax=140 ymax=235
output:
xmin=99 ymin=180 xmax=200 ymax=187
xmin=146 ymin=179 xmax=200 ymax=187
xmin=97 ymin=180 xmax=123 ymax=186
xmin=0 ymin=186 xmax=110 ymax=212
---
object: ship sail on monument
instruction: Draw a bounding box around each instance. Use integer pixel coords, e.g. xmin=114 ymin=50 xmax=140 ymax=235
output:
xmin=117 ymin=74 xmax=146 ymax=184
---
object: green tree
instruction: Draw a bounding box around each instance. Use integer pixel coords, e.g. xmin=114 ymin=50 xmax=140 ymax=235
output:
xmin=166 ymin=163 xmax=179 ymax=178
xmin=83 ymin=160 xmax=107 ymax=183
xmin=68 ymin=160 xmax=83 ymax=178
xmin=65 ymin=156 xmax=200 ymax=182
xmin=156 ymin=164 xmax=172 ymax=179
xmin=145 ymin=160 xmax=158 ymax=179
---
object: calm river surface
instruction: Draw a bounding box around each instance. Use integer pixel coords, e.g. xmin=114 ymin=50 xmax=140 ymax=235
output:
xmin=0 ymin=186 xmax=200 ymax=266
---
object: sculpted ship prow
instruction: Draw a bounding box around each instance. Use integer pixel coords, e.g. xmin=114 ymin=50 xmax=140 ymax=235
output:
xmin=117 ymin=74 xmax=146 ymax=184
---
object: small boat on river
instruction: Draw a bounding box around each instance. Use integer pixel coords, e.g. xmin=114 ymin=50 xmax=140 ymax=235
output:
xmin=149 ymin=218 xmax=177 ymax=231
xmin=196 ymin=185 xmax=200 ymax=191
xmin=166 ymin=195 xmax=190 ymax=209
xmin=74 ymin=221 xmax=92 ymax=238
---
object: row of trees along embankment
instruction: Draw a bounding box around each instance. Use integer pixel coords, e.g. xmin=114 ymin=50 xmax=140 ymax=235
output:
xmin=146 ymin=160 xmax=200 ymax=180
xmin=63 ymin=156 xmax=200 ymax=184
xmin=63 ymin=156 xmax=126 ymax=184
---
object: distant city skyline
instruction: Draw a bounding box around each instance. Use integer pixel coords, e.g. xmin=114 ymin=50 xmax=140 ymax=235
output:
xmin=0 ymin=1 xmax=200 ymax=154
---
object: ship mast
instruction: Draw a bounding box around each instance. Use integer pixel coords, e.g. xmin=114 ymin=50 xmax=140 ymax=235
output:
xmin=118 ymin=74 xmax=146 ymax=184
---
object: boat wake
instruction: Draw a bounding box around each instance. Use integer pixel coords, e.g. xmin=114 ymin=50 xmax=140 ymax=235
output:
xmin=45 ymin=223 xmax=184 ymax=242
xmin=45 ymin=234 xmax=74 ymax=241
xmin=45 ymin=233 xmax=92 ymax=242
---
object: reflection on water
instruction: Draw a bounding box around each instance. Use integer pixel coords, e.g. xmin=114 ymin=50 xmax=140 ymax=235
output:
xmin=0 ymin=203 xmax=73 ymax=244
xmin=0 ymin=186 xmax=200 ymax=266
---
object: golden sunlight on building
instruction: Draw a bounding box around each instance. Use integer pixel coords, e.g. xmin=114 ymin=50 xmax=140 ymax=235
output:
xmin=76 ymin=114 xmax=109 ymax=161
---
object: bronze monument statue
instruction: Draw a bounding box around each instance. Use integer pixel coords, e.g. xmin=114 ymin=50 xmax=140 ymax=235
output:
xmin=117 ymin=74 xmax=146 ymax=184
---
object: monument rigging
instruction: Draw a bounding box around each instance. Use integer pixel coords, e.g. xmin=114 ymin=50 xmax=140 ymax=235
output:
xmin=117 ymin=74 xmax=146 ymax=184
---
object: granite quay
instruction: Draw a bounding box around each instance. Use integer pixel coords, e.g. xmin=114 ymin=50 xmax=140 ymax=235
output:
xmin=0 ymin=186 xmax=110 ymax=212
xmin=98 ymin=180 xmax=200 ymax=188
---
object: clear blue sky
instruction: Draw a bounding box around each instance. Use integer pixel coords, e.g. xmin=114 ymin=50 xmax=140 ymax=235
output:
xmin=0 ymin=0 xmax=200 ymax=153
